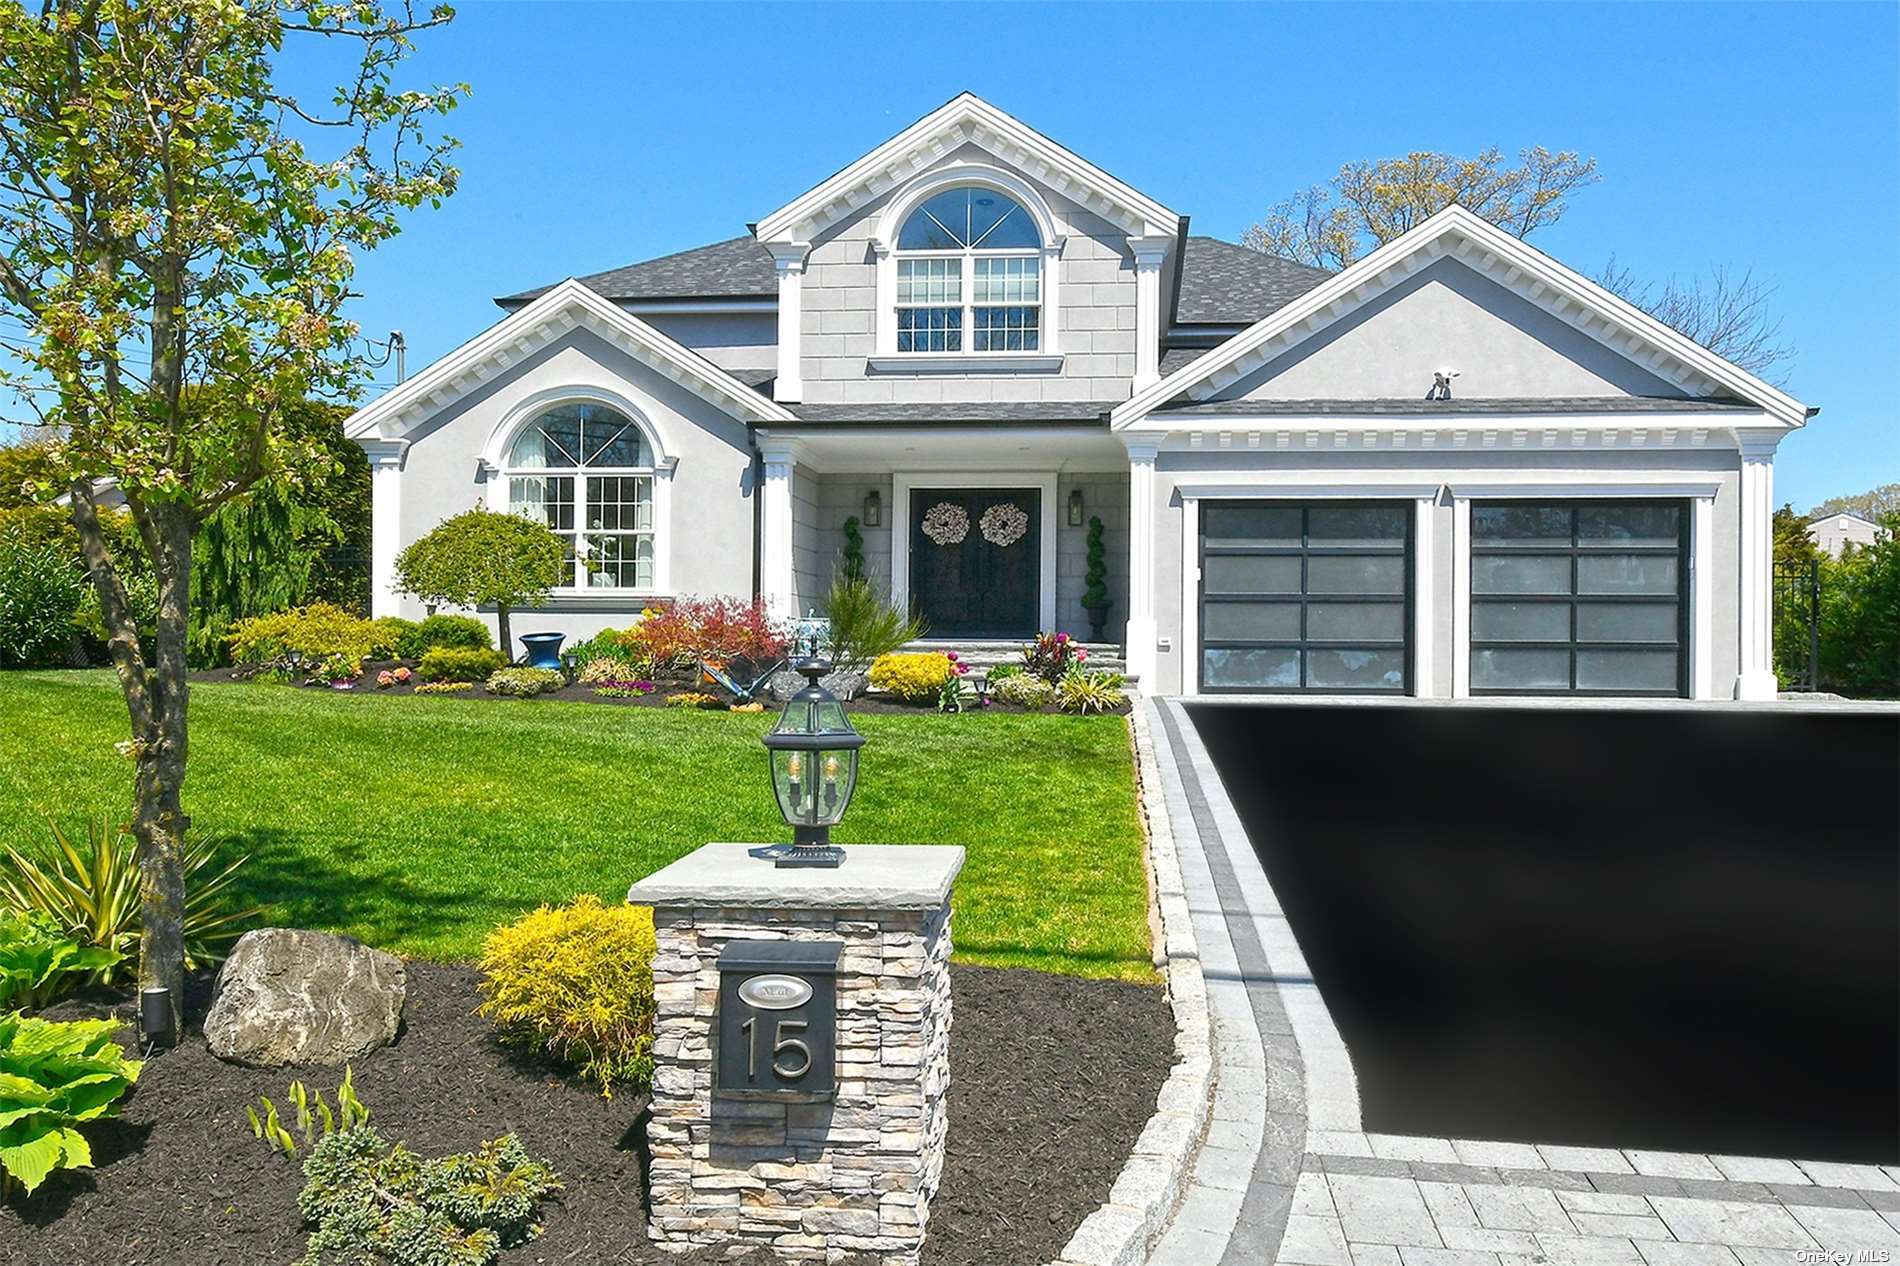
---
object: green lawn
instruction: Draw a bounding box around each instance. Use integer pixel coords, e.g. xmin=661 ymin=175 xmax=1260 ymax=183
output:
xmin=0 ymin=672 xmax=1152 ymax=980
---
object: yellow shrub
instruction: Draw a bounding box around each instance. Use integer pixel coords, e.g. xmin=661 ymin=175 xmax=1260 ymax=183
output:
xmin=477 ymin=895 xmax=656 ymax=1096
xmin=868 ymin=651 xmax=954 ymax=703
xmin=227 ymin=602 xmax=378 ymax=669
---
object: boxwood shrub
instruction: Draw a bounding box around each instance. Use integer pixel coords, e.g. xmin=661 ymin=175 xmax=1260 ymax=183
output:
xmin=417 ymin=646 xmax=507 ymax=683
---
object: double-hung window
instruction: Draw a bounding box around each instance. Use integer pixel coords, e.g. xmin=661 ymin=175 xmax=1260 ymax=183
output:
xmin=504 ymin=402 xmax=657 ymax=591
xmin=894 ymin=187 xmax=1042 ymax=354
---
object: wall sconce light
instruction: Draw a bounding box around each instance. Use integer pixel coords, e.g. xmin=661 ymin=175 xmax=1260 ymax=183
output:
xmin=1067 ymin=489 xmax=1085 ymax=527
xmin=863 ymin=490 xmax=882 ymax=527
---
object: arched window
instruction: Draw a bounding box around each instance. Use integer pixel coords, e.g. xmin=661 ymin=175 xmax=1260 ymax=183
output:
xmin=504 ymin=401 xmax=656 ymax=590
xmin=894 ymin=187 xmax=1043 ymax=353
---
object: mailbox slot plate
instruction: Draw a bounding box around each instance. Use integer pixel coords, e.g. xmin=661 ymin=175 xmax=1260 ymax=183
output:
xmin=715 ymin=939 xmax=842 ymax=1103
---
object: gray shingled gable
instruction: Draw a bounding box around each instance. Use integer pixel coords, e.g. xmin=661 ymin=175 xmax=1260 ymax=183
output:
xmin=1173 ymin=236 xmax=1332 ymax=325
xmin=498 ymin=236 xmax=775 ymax=306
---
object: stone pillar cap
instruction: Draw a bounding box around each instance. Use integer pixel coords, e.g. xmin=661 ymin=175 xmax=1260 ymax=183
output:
xmin=626 ymin=843 xmax=965 ymax=911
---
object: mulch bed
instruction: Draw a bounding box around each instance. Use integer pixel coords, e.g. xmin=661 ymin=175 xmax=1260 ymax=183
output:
xmin=186 ymin=663 xmax=1132 ymax=716
xmin=3 ymin=961 xmax=1173 ymax=1266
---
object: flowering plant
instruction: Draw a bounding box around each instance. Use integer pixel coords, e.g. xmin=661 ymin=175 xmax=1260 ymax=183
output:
xmin=374 ymin=666 xmax=414 ymax=689
xmin=1022 ymin=632 xmax=1085 ymax=684
xmin=314 ymin=653 xmax=359 ymax=688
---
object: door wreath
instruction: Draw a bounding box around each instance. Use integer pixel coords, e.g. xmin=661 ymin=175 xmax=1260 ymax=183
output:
xmin=921 ymin=502 xmax=969 ymax=545
xmin=979 ymin=502 xmax=1030 ymax=548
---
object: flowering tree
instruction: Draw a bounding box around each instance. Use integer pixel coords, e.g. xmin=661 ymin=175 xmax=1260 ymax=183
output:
xmin=0 ymin=0 xmax=465 ymax=1024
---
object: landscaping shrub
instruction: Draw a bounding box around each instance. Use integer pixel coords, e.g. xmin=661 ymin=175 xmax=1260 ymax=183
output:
xmin=822 ymin=575 xmax=923 ymax=670
xmin=566 ymin=627 xmax=655 ymax=677
xmin=0 ymin=820 xmax=260 ymax=978
xmin=374 ymin=666 xmax=414 ymax=689
xmin=990 ymin=673 xmax=1055 ymax=709
xmin=0 ymin=910 xmax=122 ymax=1011
xmin=413 ymin=612 xmax=491 ymax=654
xmin=632 ymin=595 xmax=786 ymax=672
xmin=1023 ymin=631 xmax=1088 ymax=683
xmin=0 ymin=531 xmax=81 ymax=668
xmin=1056 ymin=669 xmax=1126 ymax=715
xmin=227 ymin=602 xmax=378 ymax=678
xmin=369 ymin=616 xmax=421 ymax=660
xmin=417 ymin=646 xmax=507 ymax=683
xmin=413 ymin=681 xmax=473 ymax=695
xmin=72 ymin=567 xmax=158 ymax=655
xmin=576 ymin=656 xmax=628 ymax=685
xmin=868 ymin=651 xmax=955 ymax=703
xmin=477 ymin=895 xmax=658 ymax=1096
xmin=396 ymin=509 xmax=565 ymax=658
xmin=297 ymin=1126 xmax=560 ymax=1266
xmin=0 ymin=1013 xmax=142 ymax=1195
xmin=664 ymin=690 xmax=723 ymax=709
xmin=246 ymin=1066 xmax=371 ymax=1158
xmin=483 ymin=667 xmax=565 ymax=697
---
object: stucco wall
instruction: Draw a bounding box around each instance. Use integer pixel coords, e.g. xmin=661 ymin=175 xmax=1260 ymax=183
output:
xmin=798 ymin=142 xmax=1139 ymax=406
xmin=388 ymin=326 xmax=757 ymax=647
xmin=1142 ymin=446 xmax=1744 ymax=699
xmin=1215 ymin=258 xmax=1685 ymax=402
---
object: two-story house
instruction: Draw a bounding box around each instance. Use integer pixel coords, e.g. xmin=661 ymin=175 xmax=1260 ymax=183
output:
xmin=346 ymin=92 xmax=1812 ymax=700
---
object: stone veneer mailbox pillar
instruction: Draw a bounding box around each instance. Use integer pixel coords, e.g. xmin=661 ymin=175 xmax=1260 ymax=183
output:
xmin=626 ymin=843 xmax=964 ymax=1264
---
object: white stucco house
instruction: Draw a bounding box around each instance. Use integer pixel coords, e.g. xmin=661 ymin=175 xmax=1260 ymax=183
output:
xmin=1806 ymin=511 xmax=1881 ymax=558
xmin=346 ymin=92 xmax=1814 ymax=701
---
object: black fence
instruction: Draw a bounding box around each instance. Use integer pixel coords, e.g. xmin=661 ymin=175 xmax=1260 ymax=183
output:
xmin=1773 ymin=557 xmax=1821 ymax=691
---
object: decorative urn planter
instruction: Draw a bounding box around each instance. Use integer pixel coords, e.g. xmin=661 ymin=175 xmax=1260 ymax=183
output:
xmin=518 ymin=631 xmax=565 ymax=669
xmin=1083 ymin=602 xmax=1112 ymax=643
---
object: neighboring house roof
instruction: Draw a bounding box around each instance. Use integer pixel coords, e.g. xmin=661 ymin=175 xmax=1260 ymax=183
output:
xmin=1809 ymin=511 xmax=1879 ymax=527
xmin=1114 ymin=205 xmax=1815 ymax=432
xmin=783 ymin=401 xmax=1108 ymax=425
xmin=753 ymin=91 xmax=1180 ymax=246
xmin=497 ymin=236 xmax=775 ymax=307
xmin=1150 ymin=396 xmax=1757 ymax=419
xmin=343 ymin=280 xmax=798 ymax=442
xmin=1174 ymin=236 xmax=1332 ymax=325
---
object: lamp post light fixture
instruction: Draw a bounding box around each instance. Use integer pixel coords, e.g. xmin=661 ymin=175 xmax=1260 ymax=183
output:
xmin=754 ymin=658 xmax=863 ymax=869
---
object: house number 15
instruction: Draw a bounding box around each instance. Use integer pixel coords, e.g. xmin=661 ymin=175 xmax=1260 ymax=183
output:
xmin=739 ymin=1017 xmax=811 ymax=1080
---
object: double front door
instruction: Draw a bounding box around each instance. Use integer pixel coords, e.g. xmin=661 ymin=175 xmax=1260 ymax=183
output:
xmin=908 ymin=487 xmax=1040 ymax=638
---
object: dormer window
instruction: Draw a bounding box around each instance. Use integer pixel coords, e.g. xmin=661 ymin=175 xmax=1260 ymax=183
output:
xmin=894 ymin=187 xmax=1042 ymax=353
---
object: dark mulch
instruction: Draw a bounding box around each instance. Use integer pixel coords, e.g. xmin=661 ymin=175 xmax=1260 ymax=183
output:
xmin=185 ymin=663 xmax=1131 ymax=716
xmin=2 ymin=961 xmax=1173 ymax=1266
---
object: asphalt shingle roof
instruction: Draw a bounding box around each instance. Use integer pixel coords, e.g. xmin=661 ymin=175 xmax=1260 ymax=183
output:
xmin=499 ymin=236 xmax=776 ymax=305
xmin=1173 ymin=236 xmax=1332 ymax=325
xmin=1150 ymin=396 xmax=1754 ymax=418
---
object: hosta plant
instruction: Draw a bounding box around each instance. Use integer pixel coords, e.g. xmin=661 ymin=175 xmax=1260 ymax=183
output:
xmin=248 ymin=1065 xmax=372 ymax=1158
xmin=297 ymin=1127 xmax=560 ymax=1266
xmin=0 ymin=910 xmax=122 ymax=1011
xmin=0 ymin=820 xmax=262 ymax=980
xmin=0 ymin=1013 xmax=142 ymax=1195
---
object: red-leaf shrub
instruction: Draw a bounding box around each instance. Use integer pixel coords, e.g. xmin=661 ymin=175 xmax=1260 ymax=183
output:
xmin=628 ymin=596 xmax=787 ymax=669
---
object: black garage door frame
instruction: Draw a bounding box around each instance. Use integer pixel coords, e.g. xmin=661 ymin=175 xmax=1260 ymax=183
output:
xmin=1198 ymin=498 xmax=1416 ymax=696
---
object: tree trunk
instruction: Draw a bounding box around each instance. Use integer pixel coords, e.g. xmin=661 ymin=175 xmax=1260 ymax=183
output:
xmin=496 ymin=604 xmax=512 ymax=663
xmin=136 ymin=510 xmax=193 ymax=1033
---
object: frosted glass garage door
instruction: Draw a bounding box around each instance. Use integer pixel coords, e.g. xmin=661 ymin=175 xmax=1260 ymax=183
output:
xmin=1199 ymin=502 xmax=1412 ymax=693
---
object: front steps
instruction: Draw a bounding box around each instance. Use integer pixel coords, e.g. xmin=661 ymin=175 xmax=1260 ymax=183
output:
xmin=901 ymin=638 xmax=1130 ymax=681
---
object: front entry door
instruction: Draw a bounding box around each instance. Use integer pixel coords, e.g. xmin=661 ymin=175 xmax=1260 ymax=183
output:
xmin=909 ymin=488 xmax=1039 ymax=638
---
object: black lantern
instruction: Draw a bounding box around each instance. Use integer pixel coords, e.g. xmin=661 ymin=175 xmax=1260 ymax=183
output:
xmin=1068 ymin=488 xmax=1085 ymax=527
xmin=755 ymin=659 xmax=863 ymax=868
xmin=863 ymin=489 xmax=882 ymax=527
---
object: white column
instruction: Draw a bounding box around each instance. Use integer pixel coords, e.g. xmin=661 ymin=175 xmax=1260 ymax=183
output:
xmin=1413 ymin=496 xmax=1436 ymax=698
xmin=1124 ymin=438 xmax=1160 ymax=687
xmin=360 ymin=438 xmax=409 ymax=619
xmin=1692 ymin=495 xmax=1714 ymax=700
xmin=1450 ymin=496 xmax=1471 ymax=698
xmin=1127 ymin=236 xmax=1171 ymax=392
xmin=1735 ymin=429 xmax=1782 ymax=700
xmin=758 ymin=436 xmax=798 ymax=620
xmin=768 ymin=243 xmax=810 ymax=403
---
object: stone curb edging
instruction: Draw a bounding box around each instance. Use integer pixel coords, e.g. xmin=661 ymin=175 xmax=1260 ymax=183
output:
xmin=1044 ymin=703 xmax=1214 ymax=1266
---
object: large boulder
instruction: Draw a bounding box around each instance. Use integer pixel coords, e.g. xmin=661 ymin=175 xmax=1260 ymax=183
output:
xmin=205 ymin=928 xmax=405 ymax=1068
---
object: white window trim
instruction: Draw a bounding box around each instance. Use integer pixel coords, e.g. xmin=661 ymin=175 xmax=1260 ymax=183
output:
xmin=872 ymin=163 xmax=1065 ymax=363
xmin=1448 ymin=480 xmax=1721 ymax=701
xmin=479 ymin=387 xmax=676 ymax=598
xmin=1176 ymin=483 xmax=1440 ymax=700
xmin=889 ymin=472 xmax=1059 ymax=634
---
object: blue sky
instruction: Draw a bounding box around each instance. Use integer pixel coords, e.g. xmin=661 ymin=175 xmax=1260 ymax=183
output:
xmin=22 ymin=2 xmax=1900 ymax=509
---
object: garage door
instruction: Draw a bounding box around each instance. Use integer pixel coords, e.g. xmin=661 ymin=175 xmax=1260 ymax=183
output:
xmin=1469 ymin=500 xmax=1688 ymax=697
xmin=1199 ymin=502 xmax=1412 ymax=693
